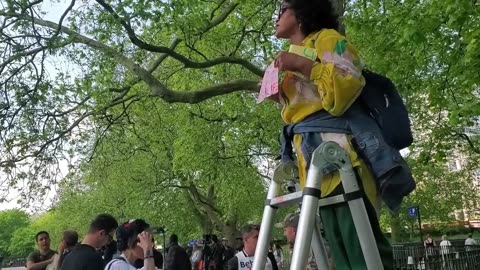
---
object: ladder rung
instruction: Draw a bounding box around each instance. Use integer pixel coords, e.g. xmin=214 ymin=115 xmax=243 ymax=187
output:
xmin=318 ymin=194 xmax=345 ymax=207
xmin=269 ymin=191 xmax=303 ymax=207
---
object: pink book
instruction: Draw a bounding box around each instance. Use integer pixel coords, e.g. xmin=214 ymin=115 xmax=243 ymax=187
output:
xmin=257 ymin=62 xmax=279 ymax=103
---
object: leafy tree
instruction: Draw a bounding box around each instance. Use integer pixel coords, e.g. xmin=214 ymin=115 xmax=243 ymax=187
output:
xmin=0 ymin=209 xmax=30 ymax=257
xmin=0 ymin=0 xmax=277 ymax=202
xmin=8 ymin=226 xmax=36 ymax=258
xmin=48 ymin=94 xmax=281 ymax=242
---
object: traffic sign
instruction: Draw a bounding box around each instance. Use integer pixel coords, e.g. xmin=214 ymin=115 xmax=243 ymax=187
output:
xmin=408 ymin=206 xmax=418 ymax=217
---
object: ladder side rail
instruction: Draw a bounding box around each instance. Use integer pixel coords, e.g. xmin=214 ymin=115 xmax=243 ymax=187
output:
xmin=252 ymin=179 xmax=280 ymax=270
xmin=253 ymin=163 xmax=297 ymax=270
xmin=289 ymin=150 xmax=325 ymax=270
xmin=335 ymin=144 xmax=384 ymax=270
xmin=311 ymin=216 xmax=331 ymax=269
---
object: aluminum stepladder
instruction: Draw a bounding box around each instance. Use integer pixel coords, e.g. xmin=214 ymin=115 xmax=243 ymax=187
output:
xmin=252 ymin=141 xmax=384 ymax=270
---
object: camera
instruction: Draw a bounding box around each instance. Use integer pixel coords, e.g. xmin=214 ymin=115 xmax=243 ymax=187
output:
xmin=203 ymin=234 xmax=214 ymax=245
xmin=151 ymin=227 xmax=165 ymax=234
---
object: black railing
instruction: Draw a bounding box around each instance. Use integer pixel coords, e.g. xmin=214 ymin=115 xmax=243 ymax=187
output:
xmin=1 ymin=258 xmax=26 ymax=268
xmin=279 ymin=244 xmax=480 ymax=270
xmin=393 ymin=245 xmax=480 ymax=270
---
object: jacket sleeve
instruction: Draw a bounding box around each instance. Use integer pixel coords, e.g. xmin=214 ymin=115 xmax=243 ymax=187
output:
xmin=227 ymin=256 xmax=238 ymax=270
xmin=164 ymin=247 xmax=176 ymax=270
xmin=309 ymin=29 xmax=365 ymax=116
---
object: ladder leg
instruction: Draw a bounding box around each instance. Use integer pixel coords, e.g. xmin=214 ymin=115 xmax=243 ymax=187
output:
xmin=347 ymin=197 xmax=384 ymax=270
xmin=253 ymin=181 xmax=279 ymax=270
xmin=290 ymin=146 xmax=327 ymax=270
xmin=328 ymin=142 xmax=384 ymax=270
xmin=253 ymin=163 xmax=297 ymax=270
xmin=311 ymin=216 xmax=331 ymax=269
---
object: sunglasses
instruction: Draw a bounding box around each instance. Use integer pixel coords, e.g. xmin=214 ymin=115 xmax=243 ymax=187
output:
xmin=277 ymin=3 xmax=291 ymax=21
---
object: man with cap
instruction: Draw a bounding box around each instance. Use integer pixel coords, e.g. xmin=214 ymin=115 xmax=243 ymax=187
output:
xmin=221 ymin=238 xmax=236 ymax=269
xmin=276 ymin=213 xmax=335 ymax=270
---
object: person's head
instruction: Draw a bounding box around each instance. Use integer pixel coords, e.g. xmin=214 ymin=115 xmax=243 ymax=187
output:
xmin=87 ymin=213 xmax=118 ymax=248
xmin=442 ymin=234 xmax=448 ymax=241
xmin=275 ymin=0 xmax=339 ymax=39
xmin=211 ymin=235 xmax=219 ymax=244
xmin=426 ymin=234 xmax=432 ymax=240
xmin=63 ymin=230 xmax=79 ymax=248
xmin=170 ymin=234 xmax=178 ymax=244
xmin=35 ymin=231 xmax=51 ymax=251
xmin=467 ymin=233 xmax=473 ymax=238
xmin=276 ymin=213 xmax=299 ymax=245
xmin=241 ymin=224 xmax=260 ymax=254
xmin=234 ymin=235 xmax=243 ymax=250
xmin=221 ymin=237 xmax=228 ymax=246
xmin=116 ymin=219 xmax=150 ymax=260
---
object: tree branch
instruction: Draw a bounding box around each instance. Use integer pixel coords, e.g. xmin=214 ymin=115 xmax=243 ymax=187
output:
xmin=1 ymin=12 xmax=261 ymax=104
xmin=455 ymin=132 xmax=480 ymax=154
xmin=93 ymin=0 xmax=263 ymax=76
xmin=199 ymin=2 xmax=239 ymax=35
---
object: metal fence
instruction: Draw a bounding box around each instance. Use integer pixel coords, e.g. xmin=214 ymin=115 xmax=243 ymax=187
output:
xmin=1 ymin=258 xmax=26 ymax=268
xmin=278 ymin=244 xmax=480 ymax=270
xmin=393 ymin=245 xmax=480 ymax=270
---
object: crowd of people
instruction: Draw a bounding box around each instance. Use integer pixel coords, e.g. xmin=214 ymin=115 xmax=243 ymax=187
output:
xmin=25 ymin=214 xmax=167 ymax=270
xmin=424 ymin=233 xmax=479 ymax=254
xmin=22 ymin=211 xmax=480 ymax=270
xmin=24 ymin=213 xmax=317 ymax=270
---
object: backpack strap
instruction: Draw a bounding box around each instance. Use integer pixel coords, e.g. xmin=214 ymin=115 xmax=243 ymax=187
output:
xmin=106 ymin=256 xmax=127 ymax=270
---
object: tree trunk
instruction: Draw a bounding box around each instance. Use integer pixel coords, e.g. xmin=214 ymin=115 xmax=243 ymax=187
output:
xmin=185 ymin=181 xmax=235 ymax=237
xmin=390 ymin=211 xmax=401 ymax=243
xmin=183 ymin=189 xmax=215 ymax=234
xmin=222 ymin=218 xmax=241 ymax=249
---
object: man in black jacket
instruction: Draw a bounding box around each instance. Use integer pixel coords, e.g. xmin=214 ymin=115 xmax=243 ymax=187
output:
xmin=164 ymin=234 xmax=191 ymax=270
xmin=60 ymin=214 xmax=118 ymax=270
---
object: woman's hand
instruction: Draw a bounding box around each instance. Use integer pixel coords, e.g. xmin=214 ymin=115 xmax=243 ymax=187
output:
xmin=138 ymin=231 xmax=155 ymax=270
xmin=274 ymin=51 xmax=314 ymax=77
xmin=137 ymin=231 xmax=154 ymax=256
xmin=274 ymin=52 xmax=300 ymax=71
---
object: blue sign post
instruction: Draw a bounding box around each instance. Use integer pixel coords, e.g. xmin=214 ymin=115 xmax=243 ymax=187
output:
xmin=407 ymin=206 xmax=423 ymax=243
xmin=408 ymin=206 xmax=418 ymax=217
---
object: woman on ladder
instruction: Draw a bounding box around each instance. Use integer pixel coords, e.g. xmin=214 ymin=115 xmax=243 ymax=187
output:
xmin=271 ymin=0 xmax=393 ymax=269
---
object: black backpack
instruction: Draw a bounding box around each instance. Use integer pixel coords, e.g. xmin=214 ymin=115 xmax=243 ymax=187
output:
xmin=360 ymin=70 xmax=413 ymax=150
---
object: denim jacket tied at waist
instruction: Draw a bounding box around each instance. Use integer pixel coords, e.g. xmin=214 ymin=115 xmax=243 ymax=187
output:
xmin=280 ymin=102 xmax=415 ymax=211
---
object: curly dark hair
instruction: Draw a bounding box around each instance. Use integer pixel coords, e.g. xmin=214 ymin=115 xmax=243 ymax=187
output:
xmin=116 ymin=219 xmax=150 ymax=252
xmin=283 ymin=0 xmax=339 ymax=35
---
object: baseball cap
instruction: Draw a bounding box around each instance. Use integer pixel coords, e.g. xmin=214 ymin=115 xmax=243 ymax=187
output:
xmin=275 ymin=213 xmax=299 ymax=228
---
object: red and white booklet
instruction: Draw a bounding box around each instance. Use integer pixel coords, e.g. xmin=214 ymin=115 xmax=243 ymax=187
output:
xmin=256 ymin=62 xmax=279 ymax=103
